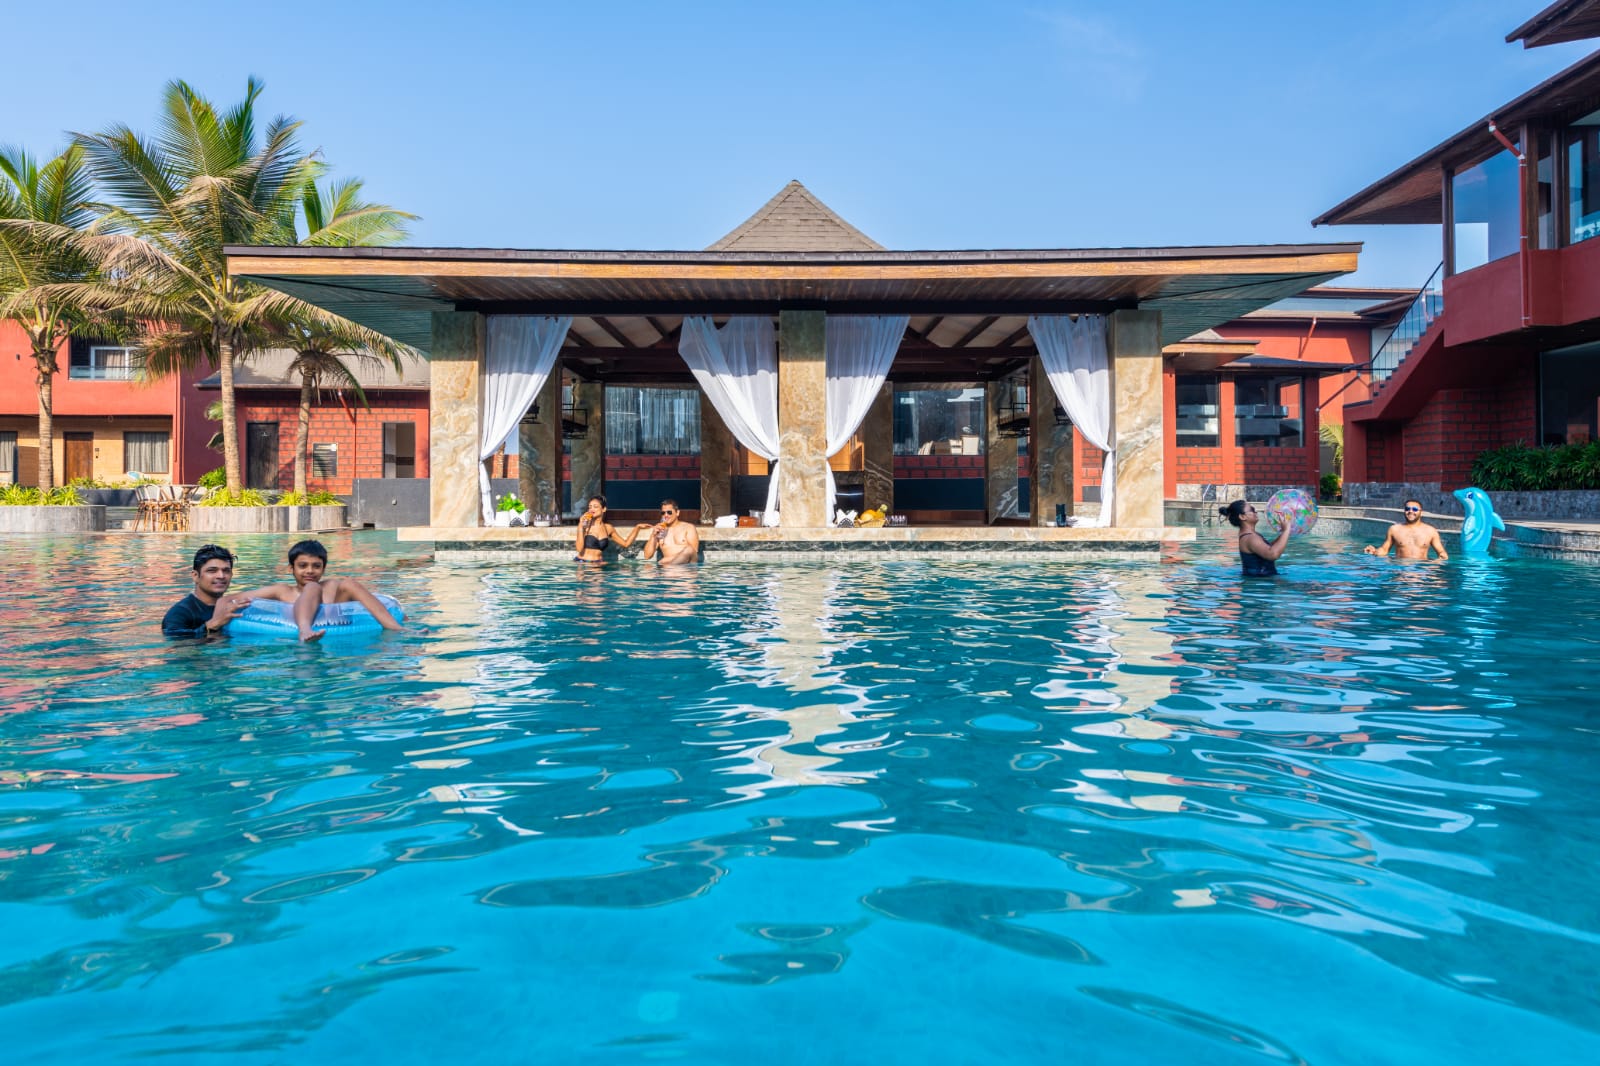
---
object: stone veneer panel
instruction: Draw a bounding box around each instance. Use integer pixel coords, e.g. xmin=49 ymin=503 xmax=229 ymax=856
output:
xmin=1030 ymin=355 xmax=1074 ymax=524
xmin=429 ymin=312 xmax=483 ymax=528
xmin=777 ymin=310 xmax=829 ymax=527
xmin=519 ymin=373 xmax=563 ymax=514
xmin=862 ymin=383 xmax=894 ymax=513
xmin=568 ymin=380 xmax=604 ymax=510
xmin=699 ymin=394 xmax=733 ymax=518
xmin=1110 ymin=309 xmax=1163 ymax=528
xmin=985 ymin=379 xmax=1020 ymax=520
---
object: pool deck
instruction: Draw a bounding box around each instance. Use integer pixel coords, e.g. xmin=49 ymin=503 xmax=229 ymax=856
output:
xmin=398 ymin=524 xmax=1195 ymax=561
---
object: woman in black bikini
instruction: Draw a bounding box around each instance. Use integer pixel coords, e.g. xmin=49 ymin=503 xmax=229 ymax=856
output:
xmin=575 ymin=494 xmax=651 ymax=562
xmin=1219 ymin=499 xmax=1290 ymax=576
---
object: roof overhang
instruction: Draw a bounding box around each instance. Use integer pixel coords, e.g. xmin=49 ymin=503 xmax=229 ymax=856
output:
xmin=225 ymin=243 xmax=1360 ymax=360
xmin=1163 ymin=336 xmax=1259 ymax=373
xmin=1508 ymin=0 xmax=1600 ymax=47
xmin=1314 ymin=48 xmax=1600 ymax=226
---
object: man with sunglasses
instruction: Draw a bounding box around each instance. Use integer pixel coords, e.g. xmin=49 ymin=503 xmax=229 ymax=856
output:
xmin=161 ymin=544 xmax=255 ymax=638
xmin=641 ymin=499 xmax=701 ymax=565
xmin=1364 ymin=499 xmax=1449 ymax=560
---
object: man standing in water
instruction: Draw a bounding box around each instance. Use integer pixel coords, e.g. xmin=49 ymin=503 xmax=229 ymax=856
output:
xmin=161 ymin=544 xmax=253 ymax=638
xmin=1364 ymin=500 xmax=1449 ymax=560
xmin=642 ymin=499 xmax=701 ymax=564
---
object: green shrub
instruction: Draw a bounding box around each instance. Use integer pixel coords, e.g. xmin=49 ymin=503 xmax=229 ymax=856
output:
xmin=0 ymin=485 xmax=84 ymax=505
xmin=197 ymin=468 xmax=226 ymax=489
xmin=66 ymin=475 xmax=108 ymax=489
xmin=1470 ymin=441 xmax=1600 ymax=491
xmin=195 ymin=488 xmax=268 ymax=507
xmin=1319 ymin=472 xmax=1341 ymax=500
xmin=275 ymin=490 xmax=307 ymax=506
xmin=306 ymin=491 xmax=341 ymax=505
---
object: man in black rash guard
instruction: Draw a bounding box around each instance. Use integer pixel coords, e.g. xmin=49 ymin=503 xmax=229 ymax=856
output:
xmin=162 ymin=544 xmax=253 ymax=639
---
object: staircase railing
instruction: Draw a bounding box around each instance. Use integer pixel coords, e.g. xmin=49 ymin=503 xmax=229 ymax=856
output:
xmin=1370 ymin=262 xmax=1443 ymax=382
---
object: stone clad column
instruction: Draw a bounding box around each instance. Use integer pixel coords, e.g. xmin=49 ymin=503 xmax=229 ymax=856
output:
xmin=568 ymin=380 xmax=604 ymax=510
xmin=985 ymin=378 xmax=1020 ymax=521
xmin=1029 ymin=356 xmax=1074 ymax=525
xmin=861 ymin=382 xmax=894 ymax=514
xmin=699 ymin=394 xmax=732 ymax=518
xmin=776 ymin=310 xmax=829 ymax=527
xmin=430 ymin=311 xmax=483 ymax=528
xmin=1110 ymin=309 xmax=1164 ymax=528
xmin=519 ymin=373 xmax=563 ymax=515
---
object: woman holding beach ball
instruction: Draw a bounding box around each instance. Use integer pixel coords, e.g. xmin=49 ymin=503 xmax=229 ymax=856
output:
xmin=1219 ymin=499 xmax=1291 ymax=576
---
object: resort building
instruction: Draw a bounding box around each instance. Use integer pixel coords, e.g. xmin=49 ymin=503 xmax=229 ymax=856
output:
xmin=226 ymin=181 xmax=1358 ymax=540
xmin=1315 ymin=0 xmax=1600 ymax=499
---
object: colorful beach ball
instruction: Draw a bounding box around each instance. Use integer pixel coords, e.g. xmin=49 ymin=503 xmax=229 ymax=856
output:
xmin=1261 ymin=487 xmax=1319 ymax=537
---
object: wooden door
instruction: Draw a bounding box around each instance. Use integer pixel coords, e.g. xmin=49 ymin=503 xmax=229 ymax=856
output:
xmin=246 ymin=423 xmax=279 ymax=489
xmin=63 ymin=432 xmax=93 ymax=484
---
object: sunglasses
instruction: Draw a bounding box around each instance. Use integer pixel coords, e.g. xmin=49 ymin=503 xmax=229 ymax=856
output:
xmin=1403 ymin=506 xmax=1421 ymax=512
xmin=660 ymin=510 xmax=677 ymax=515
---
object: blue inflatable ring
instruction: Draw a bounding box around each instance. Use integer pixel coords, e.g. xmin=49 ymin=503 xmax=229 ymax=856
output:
xmin=229 ymin=593 xmax=404 ymax=639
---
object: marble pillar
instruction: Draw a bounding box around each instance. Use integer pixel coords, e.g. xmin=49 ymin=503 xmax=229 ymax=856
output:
xmin=861 ymin=383 xmax=894 ymax=513
xmin=699 ymin=394 xmax=733 ymax=518
xmin=1110 ymin=309 xmax=1164 ymax=528
xmin=1029 ymin=355 xmax=1074 ymax=526
xmin=985 ymin=378 xmax=1020 ymax=521
xmin=519 ymin=373 xmax=563 ymax=515
xmin=430 ymin=311 xmax=483 ymax=528
xmin=568 ymin=380 xmax=604 ymax=510
xmin=776 ymin=310 xmax=829 ymax=528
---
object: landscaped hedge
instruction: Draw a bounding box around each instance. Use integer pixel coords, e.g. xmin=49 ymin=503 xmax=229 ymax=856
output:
xmin=1470 ymin=442 xmax=1600 ymax=491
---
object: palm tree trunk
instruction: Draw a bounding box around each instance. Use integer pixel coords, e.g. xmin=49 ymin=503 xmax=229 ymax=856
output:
xmin=32 ymin=331 xmax=57 ymax=490
xmin=295 ymin=369 xmax=313 ymax=495
xmin=220 ymin=340 xmax=242 ymax=493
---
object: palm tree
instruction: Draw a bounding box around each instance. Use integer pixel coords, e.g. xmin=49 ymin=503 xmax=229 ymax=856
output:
xmin=279 ymin=178 xmax=416 ymax=495
xmin=71 ymin=77 xmax=319 ymax=492
xmin=0 ymin=145 xmax=108 ymax=488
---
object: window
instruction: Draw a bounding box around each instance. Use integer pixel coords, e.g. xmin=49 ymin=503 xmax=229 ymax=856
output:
xmin=1451 ymin=149 xmax=1521 ymax=272
xmin=604 ymin=387 xmax=701 ymax=454
xmin=312 ymin=443 xmax=338 ymax=477
xmin=382 ymin=422 xmax=416 ymax=478
xmin=0 ymin=431 xmax=15 ymax=483
xmin=1540 ymin=343 xmax=1600 ymax=444
xmin=1568 ymin=110 xmax=1600 ymax=246
xmin=894 ymin=387 xmax=985 ymax=455
xmin=1174 ymin=375 xmax=1220 ymax=447
xmin=69 ymin=345 xmax=138 ymax=381
xmin=124 ymin=431 xmax=169 ymax=473
xmin=1235 ymin=376 xmax=1304 ymax=448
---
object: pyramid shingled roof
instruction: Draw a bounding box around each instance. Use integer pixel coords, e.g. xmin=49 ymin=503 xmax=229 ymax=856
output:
xmin=707 ymin=180 xmax=885 ymax=252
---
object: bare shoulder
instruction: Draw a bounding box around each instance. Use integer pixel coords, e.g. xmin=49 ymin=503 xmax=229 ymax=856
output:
xmin=242 ymin=582 xmax=297 ymax=602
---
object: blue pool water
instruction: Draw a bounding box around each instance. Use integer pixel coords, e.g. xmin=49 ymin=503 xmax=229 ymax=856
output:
xmin=2 ymin=528 xmax=1598 ymax=1064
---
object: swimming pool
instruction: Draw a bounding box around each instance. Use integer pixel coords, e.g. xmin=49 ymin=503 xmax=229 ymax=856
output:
xmin=2 ymin=527 xmax=1597 ymax=1063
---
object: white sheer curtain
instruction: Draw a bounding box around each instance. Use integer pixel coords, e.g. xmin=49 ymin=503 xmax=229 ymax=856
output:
xmin=1027 ymin=314 xmax=1113 ymax=526
xmin=679 ymin=316 xmax=782 ymax=523
xmin=825 ymin=315 xmax=906 ymax=516
xmin=480 ymin=315 xmax=571 ymax=523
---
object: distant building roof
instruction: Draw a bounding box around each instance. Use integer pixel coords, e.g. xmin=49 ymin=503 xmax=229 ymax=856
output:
xmin=1507 ymin=0 xmax=1600 ymax=47
xmin=707 ymin=180 xmax=885 ymax=252
xmin=196 ymin=349 xmax=430 ymax=390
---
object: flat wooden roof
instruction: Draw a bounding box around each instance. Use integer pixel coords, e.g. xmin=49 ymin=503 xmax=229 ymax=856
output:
xmin=226 ymin=243 xmax=1360 ymax=369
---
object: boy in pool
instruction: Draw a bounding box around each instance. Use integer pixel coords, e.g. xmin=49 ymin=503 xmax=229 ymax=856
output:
xmin=242 ymin=539 xmax=402 ymax=642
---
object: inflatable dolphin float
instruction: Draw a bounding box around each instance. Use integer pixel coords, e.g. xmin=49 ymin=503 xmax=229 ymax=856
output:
xmin=1453 ymin=487 xmax=1505 ymax=554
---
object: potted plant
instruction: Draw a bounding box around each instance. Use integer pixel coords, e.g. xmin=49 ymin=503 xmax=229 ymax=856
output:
xmin=493 ymin=493 xmax=527 ymax=527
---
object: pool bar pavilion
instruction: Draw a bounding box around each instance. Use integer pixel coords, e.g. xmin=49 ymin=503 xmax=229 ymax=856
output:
xmin=226 ymin=185 xmax=1358 ymax=558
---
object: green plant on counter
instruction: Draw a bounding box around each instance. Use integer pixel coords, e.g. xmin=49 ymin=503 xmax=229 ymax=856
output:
xmin=0 ymin=485 xmax=84 ymax=505
xmin=1470 ymin=441 xmax=1600 ymax=491
xmin=197 ymin=468 xmax=226 ymax=489
xmin=496 ymin=493 xmax=526 ymax=514
xmin=194 ymin=488 xmax=268 ymax=507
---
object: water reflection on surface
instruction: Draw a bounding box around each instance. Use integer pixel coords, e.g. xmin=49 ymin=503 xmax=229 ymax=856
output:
xmin=1 ymin=529 xmax=1598 ymax=1063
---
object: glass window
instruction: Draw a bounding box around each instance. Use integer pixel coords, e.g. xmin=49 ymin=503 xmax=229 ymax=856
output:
xmin=894 ymin=387 xmax=985 ymax=455
xmin=1235 ymin=376 xmax=1305 ymax=448
xmin=0 ymin=431 xmax=15 ymax=482
xmin=123 ymin=430 xmax=169 ymax=473
xmin=69 ymin=345 xmax=138 ymax=381
xmin=1568 ymin=111 xmax=1600 ymax=245
xmin=1539 ymin=344 xmax=1600 ymax=444
xmin=382 ymin=422 xmax=416 ymax=478
xmin=1452 ymin=149 xmax=1521 ymax=272
xmin=1536 ymin=129 xmax=1557 ymax=250
xmin=1174 ymin=374 xmax=1219 ymax=447
xmin=604 ymin=387 xmax=701 ymax=455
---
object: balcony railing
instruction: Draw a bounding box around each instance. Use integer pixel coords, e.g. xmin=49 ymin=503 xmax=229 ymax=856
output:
xmin=1371 ymin=263 xmax=1443 ymax=382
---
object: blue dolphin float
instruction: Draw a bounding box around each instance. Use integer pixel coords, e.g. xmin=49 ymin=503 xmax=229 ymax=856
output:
xmin=1453 ymin=487 xmax=1505 ymax=554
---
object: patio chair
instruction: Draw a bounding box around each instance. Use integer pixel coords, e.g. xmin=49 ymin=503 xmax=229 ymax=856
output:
xmin=134 ymin=484 xmax=165 ymax=532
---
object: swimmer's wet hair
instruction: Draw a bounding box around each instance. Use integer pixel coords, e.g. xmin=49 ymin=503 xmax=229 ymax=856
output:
xmin=288 ymin=539 xmax=328 ymax=565
xmin=192 ymin=543 xmax=235 ymax=570
xmin=1219 ymin=500 xmax=1249 ymax=528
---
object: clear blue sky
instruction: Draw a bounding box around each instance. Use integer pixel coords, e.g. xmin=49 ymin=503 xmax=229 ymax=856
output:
xmin=3 ymin=1 xmax=1592 ymax=287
